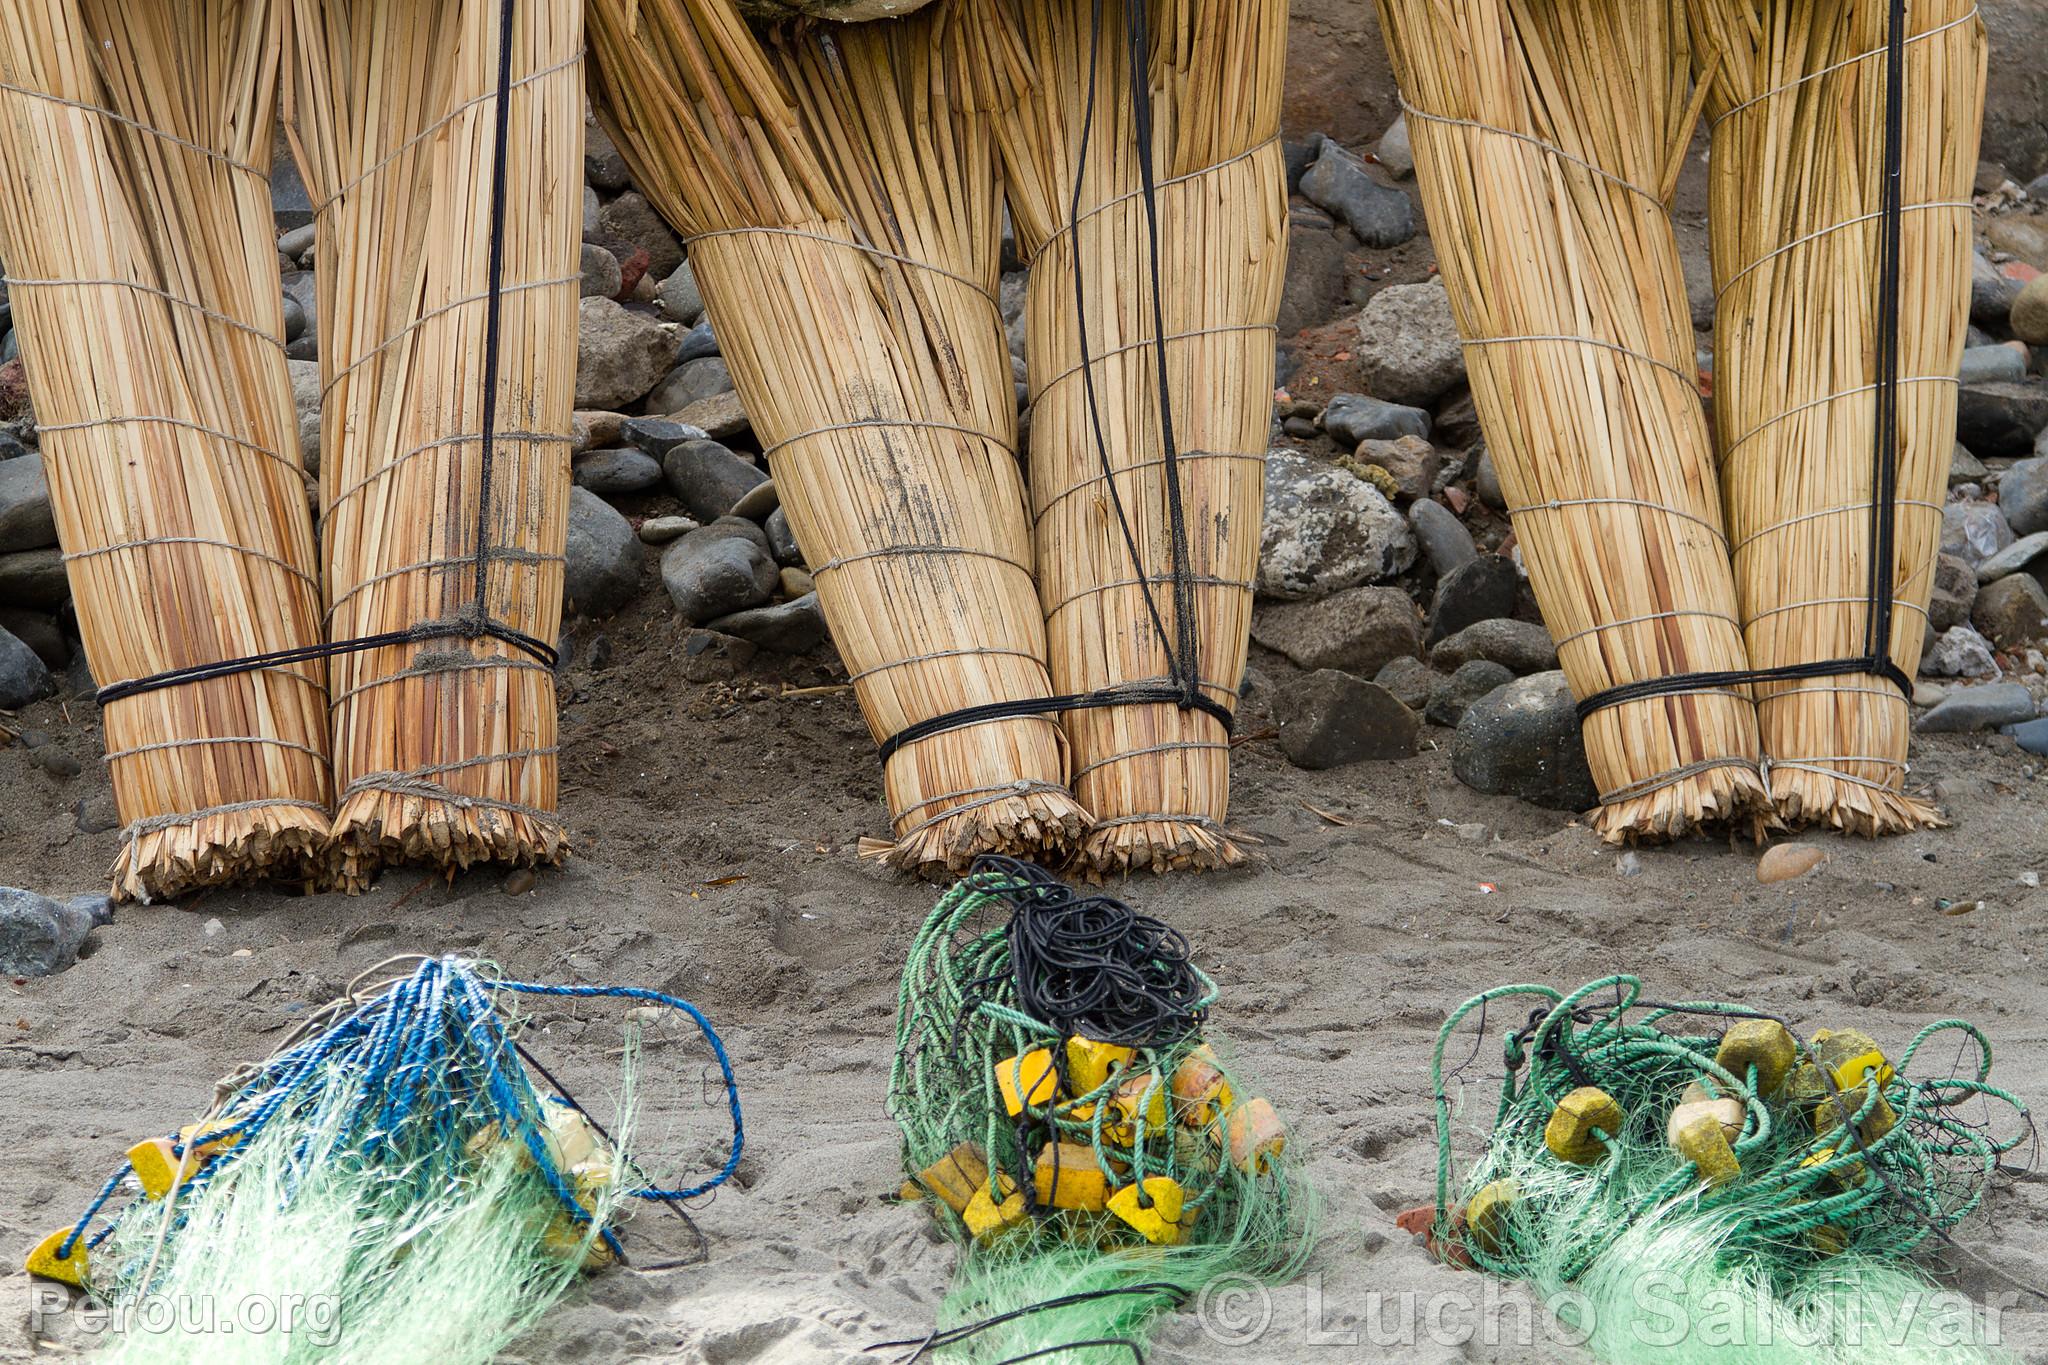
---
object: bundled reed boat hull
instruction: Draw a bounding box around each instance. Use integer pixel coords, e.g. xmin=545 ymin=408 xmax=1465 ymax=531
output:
xmin=0 ymin=0 xmax=331 ymax=901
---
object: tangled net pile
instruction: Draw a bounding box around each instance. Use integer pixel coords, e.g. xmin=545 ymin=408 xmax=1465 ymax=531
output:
xmin=1430 ymin=975 xmax=2034 ymax=1364
xmin=886 ymin=857 xmax=1316 ymax=1361
xmin=31 ymin=956 xmax=743 ymax=1365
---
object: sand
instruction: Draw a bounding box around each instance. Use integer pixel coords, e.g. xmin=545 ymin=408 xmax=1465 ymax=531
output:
xmin=2 ymin=591 xmax=2045 ymax=1363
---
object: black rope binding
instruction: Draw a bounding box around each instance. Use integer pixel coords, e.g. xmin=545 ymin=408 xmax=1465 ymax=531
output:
xmin=874 ymin=0 xmax=1232 ymax=766
xmin=1574 ymin=0 xmax=1913 ymax=723
xmin=94 ymin=0 xmax=557 ymax=710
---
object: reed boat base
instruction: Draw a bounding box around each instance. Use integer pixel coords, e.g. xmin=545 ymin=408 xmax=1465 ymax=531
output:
xmin=327 ymin=796 xmax=569 ymax=895
xmin=859 ymin=788 xmax=1093 ymax=882
xmin=1069 ymin=816 xmax=1250 ymax=880
xmin=111 ymin=805 xmax=330 ymax=904
xmin=1592 ymin=766 xmax=1773 ymax=847
xmin=1768 ymin=769 xmax=1948 ymax=839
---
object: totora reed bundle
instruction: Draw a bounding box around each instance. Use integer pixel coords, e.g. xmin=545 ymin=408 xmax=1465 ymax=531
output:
xmin=984 ymin=0 xmax=1288 ymax=876
xmin=1374 ymin=0 xmax=1770 ymax=843
xmin=0 ymin=0 xmax=332 ymax=901
xmin=1689 ymin=0 xmax=1985 ymax=835
xmin=586 ymin=0 xmax=1091 ymax=876
xmin=286 ymin=0 xmax=582 ymax=890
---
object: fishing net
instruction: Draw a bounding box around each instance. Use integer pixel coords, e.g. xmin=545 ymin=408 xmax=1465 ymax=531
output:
xmin=26 ymin=956 xmax=743 ymax=1364
xmin=1425 ymin=975 xmax=2034 ymax=1363
xmin=885 ymin=858 xmax=1316 ymax=1361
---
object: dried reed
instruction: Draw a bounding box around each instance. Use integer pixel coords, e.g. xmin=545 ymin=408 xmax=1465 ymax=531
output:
xmin=286 ymin=0 xmax=581 ymax=889
xmin=1374 ymin=0 xmax=1770 ymax=842
xmin=1688 ymin=0 xmax=1985 ymax=834
xmin=586 ymin=0 xmax=1090 ymax=876
xmin=985 ymin=0 xmax=1288 ymax=875
xmin=0 ymin=0 xmax=331 ymax=900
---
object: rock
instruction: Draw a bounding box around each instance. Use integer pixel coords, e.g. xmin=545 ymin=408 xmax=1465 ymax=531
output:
xmin=26 ymin=739 xmax=79 ymax=778
xmin=1941 ymin=499 xmax=2015 ymax=566
xmin=1353 ymin=283 xmax=1465 ymax=408
xmin=619 ymin=416 xmax=710 ymax=460
xmin=1955 ymin=379 xmax=2048 ymax=457
xmin=582 ymin=184 xmax=602 ymax=238
xmin=1451 ymin=671 xmax=1598 ymax=811
xmin=643 ymin=356 xmax=734 ymax=415
xmin=1374 ymin=655 xmax=1438 ymax=712
xmin=1474 ymin=447 xmax=1505 ymax=510
xmin=1976 ymin=532 xmax=2048 ymax=583
xmin=579 ymin=242 xmax=623 ymax=300
xmin=1913 ymin=680 xmax=1948 ymax=708
xmin=638 ymin=514 xmax=699 ymax=545
xmin=1258 ymin=450 xmax=1417 ymax=600
xmin=0 ymin=547 xmax=67 ymax=609
xmin=730 ymin=478 xmax=779 ymax=522
xmin=1757 ymin=845 xmax=1826 ymax=885
xmin=1427 ymin=554 xmax=1519 ymax=648
xmin=597 ymin=190 xmax=684 ymax=280
xmin=1298 ymin=141 xmax=1415 ymax=248
xmin=1375 ymin=113 xmax=1413 ymax=179
xmin=676 ymin=319 xmax=720 ymax=363
xmin=659 ymin=259 xmax=703 ymax=325
xmin=1323 ymin=392 xmax=1431 ymax=446
xmin=0 ymin=625 xmax=53 ymax=708
xmin=0 ymin=452 xmax=54 ymax=552
xmin=1250 ymin=585 xmax=1421 ymax=677
xmin=1426 ymin=659 xmax=1513 ymax=728
xmin=0 ymin=888 xmax=110 ymax=977
xmin=2000 ymin=457 xmax=2048 ymax=537
xmin=779 ymin=566 xmax=814 ymax=598
xmin=571 ymin=409 xmax=627 ymax=453
xmin=1273 ymin=671 xmax=1420 ymax=768
xmin=1959 ymin=343 xmax=2027 ymax=385
xmin=1987 ymin=213 xmax=2048 ymax=270
xmin=576 ymin=298 xmax=677 ymax=411
xmin=1973 ymin=573 xmax=2048 ymax=647
xmin=289 ymin=359 xmax=322 ymax=472
xmin=1922 ymin=624 xmax=1999 ymax=678
xmin=571 ymin=447 xmax=662 ymax=497
xmin=1408 ymin=498 xmax=1477 ymax=576
xmin=0 ymin=608 xmax=66 ymax=670
xmin=1350 ymin=435 xmax=1440 ymax=502
xmin=663 ymin=439 xmax=766 ymax=523
xmin=2009 ymin=715 xmax=2048 ymax=755
xmin=1973 ymin=251 xmax=2021 ymax=327
xmin=2015 ymin=275 xmax=2048 ymax=345
xmin=1915 ymin=681 xmax=2037 ymax=733
xmin=584 ymin=120 xmax=632 ymax=191
xmin=1928 ymin=553 xmax=1978 ymax=631
xmin=1277 ymin=223 xmax=1354 ymax=337
xmin=708 ymin=593 xmax=828 ymax=654
xmin=677 ymin=628 xmax=757 ymax=683
xmin=672 ymin=390 xmax=751 ymax=442
xmin=1431 ymin=617 xmax=1558 ymax=675
xmin=1950 ymin=442 xmax=1988 ymax=487
xmin=562 ymin=487 xmax=643 ymax=617
xmin=691 ymin=515 xmax=774 ymax=556
xmin=660 ymin=528 xmax=777 ymax=624
xmin=765 ymin=506 xmax=804 ymax=566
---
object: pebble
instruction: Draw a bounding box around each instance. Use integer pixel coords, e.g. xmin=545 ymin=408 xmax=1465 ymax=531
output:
xmin=1375 ymin=113 xmax=1413 ymax=180
xmin=277 ymin=223 xmax=316 ymax=260
xmin=1431 ymin=617 xmax=1558 ymax=676
xmin=661 ymin=527 xmax=777 ymax=625
xmin=1350 ymin=435 xmax=1440 ymax=503
xmin=1757 ymin=844 xmax=1826 ymax=884
xmin=1958 ymin=343 xmax=2027 ymax=385
xmin=1973 ymin=573 xmax=2048 ymax=648
xmin=1425 ymin=659 xmax=1513 ymax=728
xmin=1427 ymin=554 xmax=1518 ymax=647
xmin=1616 ymin=851 xmax=1643 ymax=877
xmin=765 ymin=506 xmax=804 ymax=567
xmin=2014 ymin=274 xmax=2048 ymax=346
xmin=1916 ymin=682 xmax=2037 ymax=733
xmin=1474 ymin=448 xmax=1505 ymax=510
xmin=642 ymin=356 xmax=734 ymax=415
xmin=571 ymin=447 xmax=663 ymax=497
xmin=1257 ymin=450 xmax=1417 ymax=600
xmin=2000 ymin=457 xmax=2048 ymax=537
xmin=27 ymin=744 xmax=80 ymax=779
xmin=619 ymin=416 xmax=710 ymax=460
xmin=0 ymin=623 xmax=53 ymax=708
xmin=0 ymin=453 xmax=54 ymax=553
xmin=1950 ymin=442 xmax=1987 ymax=487
xmin=562 ymin=487 xmax=644 ymax=617
xmin=1353 ymin=283 xmax=1466 ymax=408
xmin=1940 ymin=499 xmax=2016 ymax=567
xmin=1298 ymin=140 xmax=1416 ymax=248
xmin=1249 ymin=585 xmax=1420 ymax=677
xmin=708 ymin=593 xmax=828 ymax=655
xmin=2007 ymin=716 xmax=2048 ymax=756
xmin=671 ymin=390 xmax=750 ymax=443
xmin=675 ymin=319 xmax=721 ymax=364
xmin=658 ymin=259 xmax=703 ymax=325
xmin=637 ymin=514 xmax=699 ymax=545
xmin=1972 ymin=251 xmax=2022 ymax=327
xmin=579 ymin=242 xmax=623 ymax=299
xmin=502 ymin=868 xmax=537 ymax=896
xmin=689 ymin=516 xmax=774 ymax=556
xmin=1955 ymin=379 xmax=2048 ymax=458
xmin=779 ymin=566 xmax=814 ymax=598
xmin=730 ymin=477 xmax=780 ymax=522
xmin=1408 ymin=498 xmax=1477 ymax=576
xmin=1451 ymin=671 xmax=1598 ymax=811
xmin=1281 ymin=415 xmax=1319 ymax=440
xmin=0 ymin=889 xmax=111 ymax=976
xmin=1922 ymin=625 xmax=2000 ymax=679
xmin=202 ymin=917 xmax=225 ymax=937
xmin=1912 ymin=680 xmax=1948 ymax=708
xmin=576 ymin=297 xmax=678 ymax=411
xmin=664 ymin=439 xmax=767 ymax=523
xmin=1928 ymin=554 xmax=1979 ymax=632
xmin=1323 ymin=392 xmax=1431 ymax=446
xmin=1273 ymin=671 xmax=1420 ymax=769
xmin=1374 ymin=655 xmax=1438 ymax=712
xmin=597 ymin=190 xmax=684 ymax=280
xmin=678 ymin=628 xmax=758 ymax=683
xmin=1973 ymin=533 xmax=2047 ymax=584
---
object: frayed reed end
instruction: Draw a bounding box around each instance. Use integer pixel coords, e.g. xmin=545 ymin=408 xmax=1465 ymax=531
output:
xmin=112 ymin=804 xmax=330 ymax=904
xmin=1068 ymin=816 xmax=1249 ymax=879
xmin=1768 ymin=766 xmax=1947 ymax=838
xmin=326 ymin=795 xmax=569 ymax=895
xmin=1592 ymin=764 xmax=1775 ymax=845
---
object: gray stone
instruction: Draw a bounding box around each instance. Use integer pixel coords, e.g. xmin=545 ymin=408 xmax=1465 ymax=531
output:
xmin=672 ymin=390 xmax=751 ymax=442
xmin=1950 ymin=442 xmax=1988 ymax=487
xmin=271 ymin=143 xmax=314 ymax=231
xmin=1942 ymin=499 xmax=2016 ymax=566
xmin=765 ymin=506 xmax=804 ymax=566
xmin=677 ymin=628 xmax=758 ymax=683
xmin=708 ymin=593 xmax=828 ymax=655
xmin=572 ymin=410 xmax=628 ymax=454
xmin=0 ymin=548 xmax=67 ymax=609
xmin=1923 ymin=624 xmax=2000 ymax=678
xmin=1973 ymin=573 xmax=2048 ymax=647
xmin=730 ymin=478 xmax=779 ymax=522
xmin=659 ymin=259 xmax=703 ymax=325
xmin=1353 ymin=283 xmax=1465 ymax=408
xmin=2014 ymin=275 xmax=2048 ymax=346
xmin=638 ymin=514 xmax=699 ymax=545
xmin=676 ymin=319 xmax=720 ymax=364
xmin=1929 ymin=553 xmax=1979 ymax=631
xmin=1956 ymin=379 xmax=2048 ymax=457
xmin=562 ymin=487 xmax=643 ymax=617
xmin=1428 ymin=554 xmax=1519 ymax=648
xmin=1976 ymin=531 xmax=2048 ymax=583
xmin=579 ymin=243 xmax=623 ymax=300
xmin=0 ymin=453 xmax=54 ymax=552
xmin=1351 ymin=435 xmax=1440 ymax=502
xmin=1959 ymin=344 xmax=2027 ymax=385
xmin=643 ymin=356 xmax=734 ymax=415
xmin=1426 ymin=659 xmax=1513 ymax=728
xmin=1375 ymin=113 xmax=1413 ymax=180
xmin=1273 ymin=671 xmax=1420 ymax=768
xmin=1451 ymin=670 xmax=1598 ymax=811
xmin=689 ymin=516 xmax=774 ymax=556
xmin=1915 ymin=681 xmax=2037 ymax=733
xmin=660 ymin=528 xmax=777 ymax=625
xmin=1278 ymin=223 xmax=1353 ymax=337
xmin=289 ymin=359 xmax=322 ymax=473
xmin=1323 ymin=392 xmax=1431 ymax=446
xmin=1432 ymin=617 xmax=1558 ymax=675
xmin=2000 ymin=457 xmax=2048 ymax=537
xmin=1408 ymin=498 xmax=1477 ymax=576
xmin=1250 ymin=585 xmax=1421 ymax=677
xmin=1475 ymin=447 xmax=1505 ymax=510
xmin=779 ymin=566 xmax=814 ymax=598
xmin=1973 ymin=251 xmax=2022 ymax=327
xmin=663 ymin=439 xmax=766 ymax=523
xmin=0 ymin=625 xmax=53 ymax=708
xmin=1298 ymin=141 xmax=1415 ymax=248
xmin=280 ymin=270 xmax=317 ymax=343
xmin=582 ymin=184 xmax=602 ymax=239
xmin=0 ymin=608 xmax=65 ymax=670
xmin=1258 ymin=450 xmax=1417 ymax=600
xmin=598 ymin=191 xmax=684 ymax=280
xmin=2007 ymin=715 xmax=2048 ymax=756
xmin=281 ymin=292 xmax=307 ymax=343
xmin=585 ymin=121 xmax=632 ymax=192
xmin=1374 ymin=655 xmax=1438 ymax=712
xmin=0 ymin=888 xmax=110 ymax=978
xmin=576 ymin=298 xmax=677 ymax=411
xmin=619 ymin=416 xmax=710 ymax=460
xmin=1987 ymin=212 xmax=2048 ymax=269
xmin=571 ymin=447 xmax=662 ymax=497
